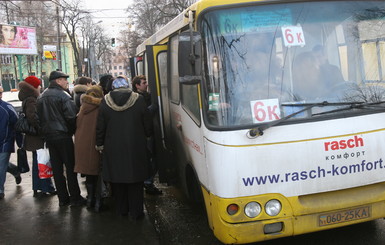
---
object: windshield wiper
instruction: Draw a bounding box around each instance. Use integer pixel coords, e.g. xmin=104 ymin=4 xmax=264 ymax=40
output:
xmin=247 ymin=101 xmax=331 ymax=138
xmin=247 ymin=101 xmax=367 ymax=138
xmin=311 ymin=100 xmax=385 ymax=116
xmin=247 ymin=100 xmax=385 ymax=138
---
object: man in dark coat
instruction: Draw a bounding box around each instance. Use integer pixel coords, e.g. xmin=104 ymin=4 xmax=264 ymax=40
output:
xmin=37 ymin=70 xmax=85 ymax=207
xmin=132 ymin=75 xmax=162 ymax=195
xmin=96 ymin=76 xmax=152 ymax=219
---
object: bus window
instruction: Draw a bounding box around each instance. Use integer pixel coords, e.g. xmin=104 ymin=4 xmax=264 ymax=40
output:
xmin=170 ymin=35 xmax=180 ymax=103
xmin=136 ymin=59 xmax=143 ymax=75
xmin=181 ymin=84 xmax=201 ymax=125
xmin=200 ymin=1 xmax=385 ymax=129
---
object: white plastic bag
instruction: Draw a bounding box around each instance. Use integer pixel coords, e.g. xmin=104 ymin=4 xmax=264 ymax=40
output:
xmin=37 ymin=146 xmax=53 ymax=179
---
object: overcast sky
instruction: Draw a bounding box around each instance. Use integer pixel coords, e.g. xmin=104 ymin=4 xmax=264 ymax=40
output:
xmin=82 ymin=0 xmax=133 ymax=36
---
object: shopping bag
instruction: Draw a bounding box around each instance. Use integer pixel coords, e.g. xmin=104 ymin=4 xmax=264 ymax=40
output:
xmin=37 ymin=146 xmax=53 ymax=179
xmin=17 ymin=148 xmax=30 ymax=173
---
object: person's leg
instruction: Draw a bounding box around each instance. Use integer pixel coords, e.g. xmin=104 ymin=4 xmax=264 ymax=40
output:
xmin=46 ymin=140 xmax=69 ymax=205
xmin=31 ymin=150 xmax=41 ymax=194
xmin=85 ymin=175 xmax=97 ymax=208
xmin=0 ymin=152 xmax=11 ymax=198
xmin=7 ymin=162 xmax=21 ymax=184
xmin=128 ymin=182 xmax=144 ymax=220
xmin=60 ymin=138 xmax=82 ymax=203
xmin=113 ymin=183 xmax=129 ymax=216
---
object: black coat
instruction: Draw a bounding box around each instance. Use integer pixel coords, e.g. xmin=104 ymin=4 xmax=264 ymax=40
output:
xmin=37 ymin=82 xmax=77 ymax=140
xmin=96 ymin=88 xmax=152 ymax=183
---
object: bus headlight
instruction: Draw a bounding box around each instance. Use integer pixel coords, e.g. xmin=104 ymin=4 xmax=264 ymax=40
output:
xmin=244 ymin=201 xmax=262 ymax=218
xmin=265 ymin=199 xmax=281 ymax=216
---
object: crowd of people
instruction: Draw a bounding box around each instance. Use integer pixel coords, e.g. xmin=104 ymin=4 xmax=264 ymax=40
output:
xmin=0 ymin=70 xmax=162 ymax=220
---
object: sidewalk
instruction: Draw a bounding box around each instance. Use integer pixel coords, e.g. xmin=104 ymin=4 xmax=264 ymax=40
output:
xmin=0 ymin=151 xmax=160 ymax=245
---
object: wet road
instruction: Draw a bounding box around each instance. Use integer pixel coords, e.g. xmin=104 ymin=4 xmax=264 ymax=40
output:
xmin=0 ymin=152 xmax=160 ymax=245
xmin=3 ymin=149 xmax=385 ymax=245
xmin=147 ymin=181 xmax=385 ymax=245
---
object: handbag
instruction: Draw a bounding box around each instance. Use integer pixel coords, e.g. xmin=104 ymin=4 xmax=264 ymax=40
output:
xmin=15 ymin=112 xmax=38 ymax=136
xmin=37 ymin=145 xmax=53 ymax=179
xmin=17 ymin=148 xmax=30 ymax=173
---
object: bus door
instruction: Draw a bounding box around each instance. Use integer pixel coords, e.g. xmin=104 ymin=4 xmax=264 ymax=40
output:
xmin=129 ymin=56 xmax=144 ymax=78
xmin=145 ymin=44 xmax=176 ymax=183
xmin=129 ymin=57 xmax=136 ymax=78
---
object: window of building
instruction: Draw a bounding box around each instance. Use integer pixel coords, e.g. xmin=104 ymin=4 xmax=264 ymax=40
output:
xmin=1 ymin=55 xmax=12 ymax=64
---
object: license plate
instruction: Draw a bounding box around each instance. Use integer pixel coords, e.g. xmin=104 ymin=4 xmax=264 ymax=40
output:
xmin=319 ymin=206 xmax=371 ymax=227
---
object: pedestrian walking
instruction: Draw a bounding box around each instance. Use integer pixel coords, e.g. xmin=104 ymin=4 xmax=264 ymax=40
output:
xmin=18 ymin=76 xmax=56 ymax=197
xmin=37 ymin=70 xmax=85 ymax=207
xmin=0 ymin=86 xmax=21 ymax=199
xmin=96 ymin=76 xmax=152 ymax=219
xmin=74 ymin=85 xmax=104 ymax=211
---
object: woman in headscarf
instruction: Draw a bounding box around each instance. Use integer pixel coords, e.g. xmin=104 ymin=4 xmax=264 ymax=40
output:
xmin=96 ymin=76 xmax=152 ymax=219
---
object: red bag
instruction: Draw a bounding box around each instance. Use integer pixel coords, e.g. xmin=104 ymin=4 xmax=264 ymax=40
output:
xmin=37 ymin=146 xmax=53 ymax=179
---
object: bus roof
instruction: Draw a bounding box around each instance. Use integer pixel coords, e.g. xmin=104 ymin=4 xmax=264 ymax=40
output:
xmin=135 ymin=0 xmax=284 ymax=55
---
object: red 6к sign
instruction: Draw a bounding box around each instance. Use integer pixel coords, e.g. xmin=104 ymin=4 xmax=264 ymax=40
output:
xmin=250 ymin=99 xmax=281 ymax=123
xmin=281 ymin=26 xmax=306 ymax=47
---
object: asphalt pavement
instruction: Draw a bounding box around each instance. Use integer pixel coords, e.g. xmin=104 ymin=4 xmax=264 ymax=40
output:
xmin=0 ymin=151 xmax=160 ymax=245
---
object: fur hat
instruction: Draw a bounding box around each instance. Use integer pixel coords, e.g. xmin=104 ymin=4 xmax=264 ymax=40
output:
xmin=86 ymin=85 xmax=104 ymax=99
xmin=25 ymin=76 xmax=41 ymax=89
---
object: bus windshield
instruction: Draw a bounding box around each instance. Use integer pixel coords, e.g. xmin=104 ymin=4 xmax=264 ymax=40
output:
xmin=200 ymin=1 xmax=385 ymax=128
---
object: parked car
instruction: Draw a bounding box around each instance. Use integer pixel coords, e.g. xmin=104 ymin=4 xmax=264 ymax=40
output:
xmin=2 ymin=90 xmax=21 ymax=112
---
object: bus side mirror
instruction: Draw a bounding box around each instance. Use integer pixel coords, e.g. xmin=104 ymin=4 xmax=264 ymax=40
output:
xmin=178 ymin=31 xmax=202 ymax=85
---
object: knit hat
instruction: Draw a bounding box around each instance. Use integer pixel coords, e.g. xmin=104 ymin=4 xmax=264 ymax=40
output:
xmin=25 ymin=76 xmax=41 ymax=89
xmin=112 ymin=77 xmax=130 ymax=89
xmin=86 ymin=85 xmax=104 ymax=99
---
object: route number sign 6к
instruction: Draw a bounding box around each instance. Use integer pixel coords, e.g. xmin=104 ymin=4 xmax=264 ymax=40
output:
xmin=281 ymin=26 xmax=306 ymax=47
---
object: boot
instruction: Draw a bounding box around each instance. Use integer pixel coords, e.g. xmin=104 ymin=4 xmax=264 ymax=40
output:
xmin=86 ymin=183 xmax=96 ymax=208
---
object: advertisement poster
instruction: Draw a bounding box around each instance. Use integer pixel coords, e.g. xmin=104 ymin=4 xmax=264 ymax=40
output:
xmin=43 ymin=45 xmax=57 ymax=60
xmin=0 ymin=24 xmax=38 ymax=55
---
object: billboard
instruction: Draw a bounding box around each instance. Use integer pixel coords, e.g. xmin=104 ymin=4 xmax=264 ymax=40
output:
xmin=43 ymin=45 xmax=57 ymax=60
xmin=0 ymin=24 xmax=37 ymax=55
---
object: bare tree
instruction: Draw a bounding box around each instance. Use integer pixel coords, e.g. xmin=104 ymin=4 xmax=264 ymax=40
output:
xmin=119 ymin=28 xmax=144 ymax=58
xmin=60 ymin=0 xmax=87 ymax=76
xmin=127 ymin=0 xmax=194 ymax=39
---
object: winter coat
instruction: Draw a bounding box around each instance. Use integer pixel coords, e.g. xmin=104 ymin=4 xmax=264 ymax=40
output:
xmin=74 ymin=94 xmax=102 ymax=175
xmin=18 ymin=81 xmax=44 ymax=151
xmin=37 ymin=82 xmax=77 ymax=140
xmin=96 ymin=88 xmax=152 ymax=183
xmin=72 ymin=84 xmax=88 ymax=110
xmin=0 ymin=99 xmax=18 ymax=153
